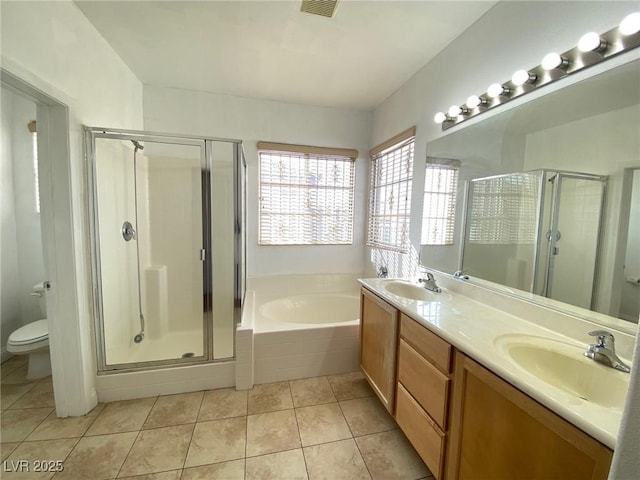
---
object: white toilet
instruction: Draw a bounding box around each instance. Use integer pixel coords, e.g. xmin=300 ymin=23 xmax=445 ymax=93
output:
xmin=7 ymin=283 xmax=51 ymax=379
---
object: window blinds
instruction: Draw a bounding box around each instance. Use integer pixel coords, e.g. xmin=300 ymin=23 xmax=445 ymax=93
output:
xmin=422 ymin=161 xmax=459 ymax=245
xmin=468 ymin=173 xmax=539 ymax=244
xmin=258 ymin=143 xmax=356 ymax=245
xmin=367 ymin=128 xmax=415 ymax=252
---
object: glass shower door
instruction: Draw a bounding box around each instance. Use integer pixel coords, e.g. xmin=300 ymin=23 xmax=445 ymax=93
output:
xmin=544 ymin=173 xmax=606 ymax=309
xmin=91 ymin=134 xmax=208 ymax=369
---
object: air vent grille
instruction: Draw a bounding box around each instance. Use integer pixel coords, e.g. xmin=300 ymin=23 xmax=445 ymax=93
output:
xmin=301 ymin=0 xmax=339 ymax=18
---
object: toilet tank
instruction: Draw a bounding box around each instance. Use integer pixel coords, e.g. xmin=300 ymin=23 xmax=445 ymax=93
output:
xmin=32 ymin=283 xmax=47 ymax=317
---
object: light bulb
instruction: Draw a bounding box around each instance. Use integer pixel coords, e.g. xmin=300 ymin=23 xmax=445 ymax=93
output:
xmin=542 ymin=52 xmax=568 ymax=70
xmin=434 ymin=112 xmax=447 ymax=124
xmin=487 ymin=83 xmax=509 ymax=98
xmin=620 ymin=12 xmax=640 ymax=35
xmin=466 ymin=95 xmax=483 ymax=109
xmin=448 ymin=105 xmax=462 ymax=117
xmin=578 ymin=32 xmax=606 ymax=52
xmin=511 ymin=70 xmax=537 ymax=86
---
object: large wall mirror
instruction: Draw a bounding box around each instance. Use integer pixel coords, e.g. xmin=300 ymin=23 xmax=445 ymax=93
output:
xmin=422 ymin=55 xmax=640 ymax=331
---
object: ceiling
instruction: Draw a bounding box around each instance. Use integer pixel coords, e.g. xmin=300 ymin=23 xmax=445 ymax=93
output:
xmin=75 ymin=1 xmax=496 ymax=110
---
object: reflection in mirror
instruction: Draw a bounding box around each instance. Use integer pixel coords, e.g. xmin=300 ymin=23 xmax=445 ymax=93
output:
xmin=422 ymin=58 xmax=640 ymax=325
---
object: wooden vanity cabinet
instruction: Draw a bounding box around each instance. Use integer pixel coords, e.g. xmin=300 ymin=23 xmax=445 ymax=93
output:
xmin=359 ymin=287 xmax=399 ymax=413
xmin=447 ymin=351 xmax=613 ymax=480
xmin=395 ymin=313 xmax=453 ymax=479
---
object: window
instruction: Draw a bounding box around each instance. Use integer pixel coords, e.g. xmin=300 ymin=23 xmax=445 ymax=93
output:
xmin=421 ymin=159 xmax=460 ymax=245
xmin=467 ymin=172 xmax=539 ymax=244
xmin=257 ymin=142 xmax=357 ymax=245
xmin=28 ymin=120 xmax=40 ymax=214
xmin=367 ymin=127 xmax=415 ymax=252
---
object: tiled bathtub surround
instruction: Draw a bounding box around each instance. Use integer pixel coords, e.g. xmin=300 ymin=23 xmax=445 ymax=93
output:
xmin=0 ymin=360 xmax=432 ymax=480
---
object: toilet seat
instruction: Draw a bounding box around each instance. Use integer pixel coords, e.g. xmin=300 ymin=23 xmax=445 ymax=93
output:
xmin=8 ymin=319 xmax=49 ymax=351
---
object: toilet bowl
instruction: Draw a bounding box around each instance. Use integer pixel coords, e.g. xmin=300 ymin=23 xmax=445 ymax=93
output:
xmin=6 ymin=283 xmax=51 ymax=379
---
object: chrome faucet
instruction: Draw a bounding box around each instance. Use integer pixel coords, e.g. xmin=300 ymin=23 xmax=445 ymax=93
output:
xmin=418 ymin=272 xmax=441 ymax=293
xmin=584 ymin=330 xmax=631 ymax=373
xmin=377 ymin=265 xmax=388 ymax=278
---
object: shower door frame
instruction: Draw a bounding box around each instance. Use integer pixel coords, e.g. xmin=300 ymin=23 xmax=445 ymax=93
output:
xmin=542 ymin=171 xmax=608 ymax=310
xmin=85 ymin=126 xmax=244 ymax=373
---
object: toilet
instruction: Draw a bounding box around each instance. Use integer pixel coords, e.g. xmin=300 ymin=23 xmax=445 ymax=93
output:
xmin=7 ymin=283 xmax=51 ymax=379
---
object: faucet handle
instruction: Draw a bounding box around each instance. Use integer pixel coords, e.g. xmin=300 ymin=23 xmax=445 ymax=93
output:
xmin=588 ymin=330 xmax=614 ymax=347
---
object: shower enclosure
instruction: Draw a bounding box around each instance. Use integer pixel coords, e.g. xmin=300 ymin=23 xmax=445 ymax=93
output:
xmin=460 ymin=169 xmax=606 ymax=310
xmin=85 ymin=127 xmax=246 ymax=372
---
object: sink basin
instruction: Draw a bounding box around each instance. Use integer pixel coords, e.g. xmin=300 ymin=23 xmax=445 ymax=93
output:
xmin=382 ymin=280 xmax=441 ymax=302
xmin=495 ymin=335 xmax=629 ymax=408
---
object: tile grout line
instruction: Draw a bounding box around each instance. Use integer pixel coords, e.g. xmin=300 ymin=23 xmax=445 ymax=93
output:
xmin=180 ymin=390 xmax=206 ymax=473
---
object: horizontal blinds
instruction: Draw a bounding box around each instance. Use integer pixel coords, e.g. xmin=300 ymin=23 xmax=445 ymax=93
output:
xmin=468 ymin=173 xmax=539 ymax=244
xmin=369 ymin=126 xmax=416 ymax=157
xmin=259 ymin=149 xmax=355 ymax=245
xmin=422 ymin=163 xmax=459 ymax=245
xmin=257 ymin=141 xmax=358 ymax=160
xmin=367 ymin=130 xmax=415 ymax=252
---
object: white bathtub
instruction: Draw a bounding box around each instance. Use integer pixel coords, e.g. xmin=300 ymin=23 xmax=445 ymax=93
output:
xmin=240 ymin=274 xmax=362 ymax=384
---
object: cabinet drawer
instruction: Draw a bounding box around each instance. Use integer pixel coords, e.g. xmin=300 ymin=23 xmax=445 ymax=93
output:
xmin=398 ymin=339 xmax=450 ymax=429
xmin=400 ymin=314 xmax=452 ymax=374
xmin=396 ymin=383 xmax=445 ymax=480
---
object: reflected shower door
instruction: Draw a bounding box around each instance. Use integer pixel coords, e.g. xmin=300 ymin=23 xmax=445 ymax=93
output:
xmin=545 ymin=174 xmax=606 ymax=309
xmin=93 ymin=136 xmax=207 ymax=368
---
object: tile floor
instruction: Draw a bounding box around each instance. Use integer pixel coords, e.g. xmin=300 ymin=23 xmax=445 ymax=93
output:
xmin=1 ymin=356 xmax=433 ymax=479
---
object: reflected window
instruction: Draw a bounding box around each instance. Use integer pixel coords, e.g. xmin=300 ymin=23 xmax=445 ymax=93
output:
xmin=422 ymin=160 xmax=459 ymax=245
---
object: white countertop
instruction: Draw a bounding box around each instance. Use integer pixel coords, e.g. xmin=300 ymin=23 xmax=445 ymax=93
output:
xmin=358 ymin=277 xmax=630 ymax=449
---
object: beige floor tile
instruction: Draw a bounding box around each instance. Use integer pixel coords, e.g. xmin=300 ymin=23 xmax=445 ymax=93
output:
xmin=327 ymin=372 xmax=373 ymax=401
xmin=54 ymin=431 xmax=137 ymax=479
xmin=1 ymin=407 xmax=53 ymax=442
xmin=86 ymin=397 xmax=156 ymax=435
xmin=143 ymin=391 xmax=204 ymax=429
xmin=198 ymin=388 xmax=247 ymax=421
xmin=118 ymin=471 xmax=182 ymax=480
xmin=182 ymin=459 xmax=245 ymax=480
xmin=303 ymin=438 xmax=371 ymax=480
xmin=295 ymin=403 xmax=351 ymax=447
xmin=1 ymin=383 xmax=37 ymax=410
xmin=9 ymin=383 xmax=55 ymax=409
xmin=340 ymin=397 xmax=397 ymax=436
xmin=1 ymin=442 xmax=21 ymax=461
xmin=355 ymin=430 xmax=429 ymax=480
xmin=2 ymin=356 xmax=28 ymax=370
xmin=246 ymin=409 xmax=301 ymax=457
xmin=184 ymin=417 xmax=246 ymax=468
xmin=3 ymin=438 xmax=78 ymax=480
xmin=246 ymin=448 xmax=307 ymax=479
xmin=248 ymin=381 xmax=293 ymax=414
xmin=1 ymin=365 xmax=31 ymax=385
xmin=119 ymin=424 xmax=194 ymax=477
xmin=289 ymin=377 xmax=336 ymax=408
xmin=28 ymin=404 xmax=105 ymax=441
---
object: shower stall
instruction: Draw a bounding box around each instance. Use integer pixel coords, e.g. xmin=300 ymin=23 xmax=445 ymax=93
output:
xmin=85 ymin=127 xmax=246 ymax=372
xmin=460 ymin=169 xmax=607 ymax=310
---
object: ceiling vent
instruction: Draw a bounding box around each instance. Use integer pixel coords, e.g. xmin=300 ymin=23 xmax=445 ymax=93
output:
xmin=300 ymin=0 xmax=339 ymax=18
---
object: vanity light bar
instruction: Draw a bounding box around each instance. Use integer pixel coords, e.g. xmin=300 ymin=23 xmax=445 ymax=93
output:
xmin=435 ymin=12 xmax=640 ymax=130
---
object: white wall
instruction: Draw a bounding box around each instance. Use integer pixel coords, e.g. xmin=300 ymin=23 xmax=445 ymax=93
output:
xmin=0 ymin=89 xmax=22 ymax=357
xmin=369 ymin=0 xmax=638 ymax=277
xmin=620 ymin=169 xmax=640 ymax=322
xmin=1 ymin=0 xmax=143 ymax=415
xmin=143 ymin=86 xmax=371 ymax=277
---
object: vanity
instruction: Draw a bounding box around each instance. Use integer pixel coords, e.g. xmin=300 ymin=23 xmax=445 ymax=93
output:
xmin=358 ymin=275 xmax=632 ymax=480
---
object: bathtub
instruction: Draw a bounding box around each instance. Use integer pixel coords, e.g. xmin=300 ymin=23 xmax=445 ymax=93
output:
xmin=239 ymin=274 xmax=362 ymax=385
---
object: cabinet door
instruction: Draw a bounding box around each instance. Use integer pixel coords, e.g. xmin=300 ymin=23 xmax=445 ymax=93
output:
xmin=447 ymin=352 xmax=612 ymax=480
xmin=360 ymin=288 xmax=399 ymax=413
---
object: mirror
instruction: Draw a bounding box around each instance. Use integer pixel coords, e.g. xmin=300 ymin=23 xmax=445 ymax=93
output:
xmin=422 ymin=58 xmax=640 ymax=327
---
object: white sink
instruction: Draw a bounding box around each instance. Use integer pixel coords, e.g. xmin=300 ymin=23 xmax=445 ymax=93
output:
xmin=495 ymin=335 xmax=630 ymax=409
xmin=382 ymin=280 xmax=449 ymax=302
